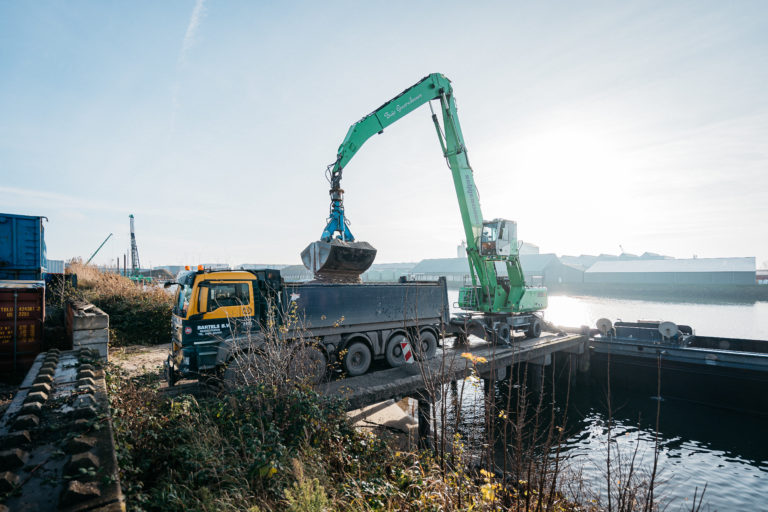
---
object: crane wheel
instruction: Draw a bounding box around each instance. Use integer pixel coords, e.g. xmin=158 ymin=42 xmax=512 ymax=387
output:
xmin=526 ymin=318 xmax=542 ymax=339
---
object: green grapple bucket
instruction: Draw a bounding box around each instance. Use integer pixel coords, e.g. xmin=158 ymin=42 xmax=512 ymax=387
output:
xmin=301 ymin=240 xmax=377 ymax=282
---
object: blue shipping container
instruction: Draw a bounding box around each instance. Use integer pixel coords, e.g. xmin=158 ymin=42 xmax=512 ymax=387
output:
xmin=0 ymin=213 xmax=47 ymax=280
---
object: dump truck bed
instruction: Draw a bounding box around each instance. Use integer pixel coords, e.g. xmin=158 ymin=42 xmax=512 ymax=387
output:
xmin=284 ymin=279 xmax=449 ymax=336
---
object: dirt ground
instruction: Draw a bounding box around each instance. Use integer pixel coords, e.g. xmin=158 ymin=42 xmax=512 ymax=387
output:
xmin=110 ymin=343 xmax=170 ymax=377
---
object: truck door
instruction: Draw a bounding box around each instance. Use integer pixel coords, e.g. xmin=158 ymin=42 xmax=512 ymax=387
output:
xmin=199 ymin=281 xmax=255 ymax=320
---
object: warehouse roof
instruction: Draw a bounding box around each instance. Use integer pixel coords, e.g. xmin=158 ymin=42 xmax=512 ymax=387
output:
xmin=410 ymin=254 xmax=562 ymax=275
xmin=410 ymin=258 xmax=469 ymax=274
xmin=586 ymin=257 xmax=755 ymax=274
xmin=520 ymin=254 xmax=560 ymax=272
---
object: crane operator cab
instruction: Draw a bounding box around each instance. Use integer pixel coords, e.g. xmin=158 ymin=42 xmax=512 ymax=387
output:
xmin=480 ymin=219 xmax=517 ymax=257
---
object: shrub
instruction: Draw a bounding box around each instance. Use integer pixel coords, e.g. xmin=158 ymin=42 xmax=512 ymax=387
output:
xmin=67 ymin=261 xmax=172 ymax=346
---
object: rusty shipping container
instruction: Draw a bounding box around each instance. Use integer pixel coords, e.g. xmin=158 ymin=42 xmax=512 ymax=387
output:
xmin=0 ymin=280 xmax=45 ymax=375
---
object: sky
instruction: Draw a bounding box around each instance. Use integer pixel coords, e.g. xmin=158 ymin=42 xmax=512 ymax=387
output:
xmin=1 ymin=1 xmax=767 ymax=268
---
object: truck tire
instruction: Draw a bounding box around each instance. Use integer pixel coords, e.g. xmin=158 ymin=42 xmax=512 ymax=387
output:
xmin=415 ymin=329 xmax=437 ymax=360
xmin=343 ymin=341 xmax=372 ymax=376
xmin=385 ymin=333 xmax=409 ymax=368
xmin=288 ymin=344 xmax=328 ymax=384
xmin=526 ymin=317 xmax=542 ymax=339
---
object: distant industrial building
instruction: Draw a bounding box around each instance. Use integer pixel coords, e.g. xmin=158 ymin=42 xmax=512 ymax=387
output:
xmin=584 ymin=257 xmax=756 ymax=285
xmin=457 ymin=241 xmax=539 ymax=257
xmin=409 ymin=254 xmax=584 ymax=287
xmin=362 ymin=263 xmax=416 ymax=282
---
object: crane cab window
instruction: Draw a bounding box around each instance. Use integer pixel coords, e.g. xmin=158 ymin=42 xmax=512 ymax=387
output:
xmin=481 ymin=223 xmax=499 ymax=255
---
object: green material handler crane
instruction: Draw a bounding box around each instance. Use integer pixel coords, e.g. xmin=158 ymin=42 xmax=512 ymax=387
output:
xmin=302 ymin=73 xmax=547 ymax=341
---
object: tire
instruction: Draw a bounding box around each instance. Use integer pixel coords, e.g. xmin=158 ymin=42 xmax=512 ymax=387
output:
xmin=288 ymin=344 xmax=328 ymax=384
xmin=385 ymin=333 xmax=409 ymax=368
xmin=223 ymin=352 xmax=258 ymax=387
xmin=415 ymin=329 xmax=438 ymax=360
xmin=526 ymin=317 xmax=542 ymax=339
xmin=343 ymin=340 xmax=372 ymax=376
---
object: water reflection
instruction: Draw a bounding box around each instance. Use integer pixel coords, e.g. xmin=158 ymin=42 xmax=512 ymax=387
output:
xmin=439 ymin=291 xmax=768 ymax=509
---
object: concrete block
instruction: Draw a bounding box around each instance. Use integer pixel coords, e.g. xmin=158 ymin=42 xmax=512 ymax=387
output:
xmin=77 ymin=369 xmax=96 ymax=380
xmin=0 ymin=449 xmax=28 ymax=470
xmin=74 ymin=394 xmax=97 ymax=409
xmin=33 ymin=374 xmax=53 ymax=385
xmin=40 ymin=362 xmax=57 ymax=372
xmin=2 ymin=431 xmax=31 ymax=448
xmin=20 ymin=402 xmax=42 ymax=416
xmin=71 ymin=418 xmax=92 ymax=432
xmin=13 ymin=414 xmax=39 ymax=430
xmin=65 ymin=436 xmax=97 ymax=454
xmin=30 ymin=382 xmax=51 ymax=395
xmin=65 ymin=452 xmax=99 ymax=476
xmin=67 ymin=301 xmax=109 ymax=331
xmin=60 ymin=480 xmax=101 ymax=506
xmin=77 ymin=377 xmax=96 ymax=388
xmin=78 ymin=384 xmax=97 ymax=394
xmin=38 ymin=367 xmax=55 ymax=377
xmin=73 ymin=334 xmax=109 ymax=361
xmin=70 ymin=405 xmax=98 ymax=420
xmin=73 ymin=328 xmax=108 ymax=345
xmin=0 ymin=471 xmax=20 ymax=492
xmin=24 ymin=391 xmax=48 ymax=405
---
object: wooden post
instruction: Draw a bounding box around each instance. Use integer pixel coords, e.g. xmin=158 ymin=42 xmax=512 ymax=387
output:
xmin=579 ymin=327 xmax=592 ymax=374
xmin=528 ymin=353 xmax=551 ymax=400
xmin=417 ymin=397 xmax=432 ymax=450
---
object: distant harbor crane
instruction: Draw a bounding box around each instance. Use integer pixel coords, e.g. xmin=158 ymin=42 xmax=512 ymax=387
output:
xmin=129 ymin=214 xmax=141 ymax=277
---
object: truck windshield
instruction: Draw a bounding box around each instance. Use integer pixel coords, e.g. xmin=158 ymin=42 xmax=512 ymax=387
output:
xmin=175 ymin=284 xmax=193 ymax=317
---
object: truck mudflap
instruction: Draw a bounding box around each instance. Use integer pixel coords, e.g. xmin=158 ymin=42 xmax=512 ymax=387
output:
xmin=164 ymin=355 xmax=177 ymax=387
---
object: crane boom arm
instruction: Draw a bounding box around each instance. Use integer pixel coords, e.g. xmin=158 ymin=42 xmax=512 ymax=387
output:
xmin=320 ymin=73 xmax=544 ymax=314
xmin=325 ymin=74 xmax=482 ymax=248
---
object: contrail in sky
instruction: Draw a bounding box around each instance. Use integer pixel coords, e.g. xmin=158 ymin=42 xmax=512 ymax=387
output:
xmin=169 ymin=0 xmax=207 ymax=137
xmin=180 ymin=0 xmax=206 ymax=67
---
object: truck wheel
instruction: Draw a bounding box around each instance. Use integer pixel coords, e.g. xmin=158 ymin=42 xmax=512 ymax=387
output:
xmin=415 ymin=330 xmax=437 ymax=360
xmin=526 ymin=318 xmax=542 ymax=339
xmin=343 ymin=341 xmax=372 ymax=376
xmin=385 ymin=333 xmax=409 ymax=367
xmin=165 ymin=356 xmax=177 ymax=387
xmin=289 ymin=344 xmax=328 ymax=384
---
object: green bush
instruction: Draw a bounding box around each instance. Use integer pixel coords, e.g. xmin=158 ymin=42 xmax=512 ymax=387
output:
xmin=91 ymin=292 xmax=171 ymax=346
xmin=66 ymin=261 xmax=173 ymax=347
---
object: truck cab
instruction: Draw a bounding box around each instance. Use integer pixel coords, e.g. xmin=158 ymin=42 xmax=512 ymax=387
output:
xmin=166 ymin=268 xmax=282 ymax=383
